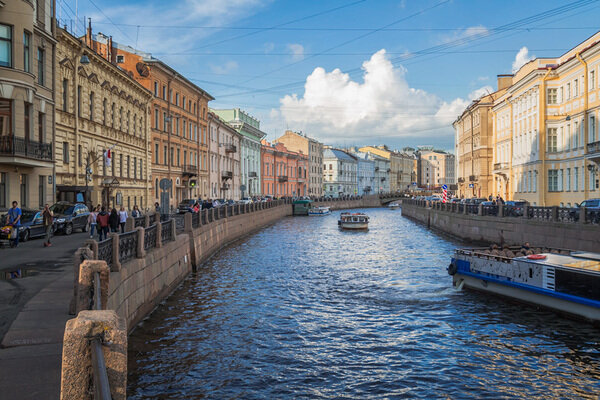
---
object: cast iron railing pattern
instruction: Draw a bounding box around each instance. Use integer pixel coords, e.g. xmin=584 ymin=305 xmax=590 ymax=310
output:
xmin=0 ymin=136 xmax=53 ymax=161
xmin=149 ymin=214 xmax=156 ymax=225
xmin=144 ymin=224 xmax=157 ymax=250
xmin=557 ymin=207 xmax=576 ymax=223
xmin=118 ymin=231 xmax=137 ymax=264
xmin=161 ymin=220 xmax=173 ymax=243
xmin=97 ymin=238 xmax=113 ymax=268
xmin=134 ymin=216 xmax=145 ymax=228
xmin=529 ymin=206 xmax=553 ymax=220
xmin=192 ymin=212 xmax=200 ymax=228
xmin=482 ymin=205 xmax=498 ymax=216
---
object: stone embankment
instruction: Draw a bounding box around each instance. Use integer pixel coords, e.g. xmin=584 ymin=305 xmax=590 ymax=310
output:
xmin=61 ymin=195 xmax=388 ymax=399
xmin=401 ymin=199 xmax=600 ymax=252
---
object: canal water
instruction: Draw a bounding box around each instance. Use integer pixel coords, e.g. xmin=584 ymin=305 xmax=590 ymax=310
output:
xmin=128 ymin=208 xmax=600 ymax=399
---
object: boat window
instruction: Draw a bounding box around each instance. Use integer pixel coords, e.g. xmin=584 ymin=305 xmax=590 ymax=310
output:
xmin=555 ymin=269 xmax=600 ymax=301
xmin=529 ymin=268 xmax=532 ymax=279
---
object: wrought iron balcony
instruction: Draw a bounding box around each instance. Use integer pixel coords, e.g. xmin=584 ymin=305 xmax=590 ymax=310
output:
xmin=457 ymin=177 xmax=465 ymax=183
xmin=225 ymin=144 xmax=237 ymax=153
xmin=221 ymin=170 xmax=233 ymax=180
xmin=493 ymin=162 xmax=508 ymax=171
xmin=278 ymin=175 xmax=288 ymax=182
xmin=0 ymin=136 xmax=53 ymax=165
xmin=182 ymin=164 xmax=198 ymax=176
xmin=248 ymin=171 xmax=257 ymax=178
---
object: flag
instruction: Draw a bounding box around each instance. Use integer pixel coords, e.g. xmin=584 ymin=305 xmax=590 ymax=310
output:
xmin=104 ymin=149 xmax=111 ymax=167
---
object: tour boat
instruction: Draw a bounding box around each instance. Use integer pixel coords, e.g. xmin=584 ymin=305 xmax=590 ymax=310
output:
xmin=388 ymin=202 xmax=400 ymax=209
xmin=449 ymin=247 xmax=600 ymax=323
xmin=338 ymin=212 xmax=369 ymax=230
xmin=308 ymin=206 xmax=331 ymax=216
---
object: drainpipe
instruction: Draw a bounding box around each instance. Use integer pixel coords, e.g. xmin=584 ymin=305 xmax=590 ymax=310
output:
xmin=540 ymin=67 xmax=554 ymax=206
xmin=166 ymin=77 xmax=172 ymax=204
xmin=576 ymin=52 xmax=589 ymax=199
xmin=508 ymin=100 xmax=513 ymax=201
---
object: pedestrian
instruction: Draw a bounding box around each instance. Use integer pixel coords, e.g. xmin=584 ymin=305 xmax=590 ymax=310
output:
xmin=154 ymin=202 xmax=161 ymax=213
xmin=193 ymin=202 xmax=200 ymax=213
xmin=109 ymin=208 xmax=120 ymax=233
xmin=88 ymin=206 xmax=98 ymax=238
xmin=42 ymin=203 xmax=54 ymax=247
xmin=119 ymin=206 xmax=128 ymax=233
xmin=131 ymin=205 xmax=141 ymax=218
xmin=96 ymin=206 xmax=109 ymax=241
xmin=7 ymin=201 xmax=22 ymax=248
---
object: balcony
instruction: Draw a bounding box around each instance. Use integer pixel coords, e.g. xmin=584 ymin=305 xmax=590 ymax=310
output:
xmin=225 ymin=144 xmax=237 ymax=153
xmin=589 ymin=140 xmax=600 ymax=162
xmin=457 ymin=177 xmax=465 ymax=183
xmin=278 ymin=175 xmax=288 ymax=182
xmin=248 ymin=171 xmax=257 ymax=178
xmin=182 ymin=164 xmax=198 ymax=176
xmin=221 ymin=170 xmax=233 ymax=180
xmin=469 ymin=175 xmax=476 ymax=182
xmin=0 ymin=136 xmax=53 ymax=167
xmin=493 ymin=162 xmax=509 ymax=177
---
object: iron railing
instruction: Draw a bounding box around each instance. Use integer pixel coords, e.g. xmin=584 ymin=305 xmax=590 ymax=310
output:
xmin=97 ymin=238 xmax=113 ymax=268
xmin=192 ymin=212 xmax=200 ymax=228
xmin=161 ymin=220 xmax=173 ymax=243
xmin=134 ymin=216 xmax=145 ymax=228
xmin=0 ymin=136 xmax=53 ymax=161
xmin=144 ymin=224 xmax=157 ymax=250
xmin=118 ymin=231 xmax=137 ymax=264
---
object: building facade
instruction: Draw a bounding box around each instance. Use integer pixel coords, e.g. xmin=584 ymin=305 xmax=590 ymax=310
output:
xmin=0 ymin=0 xmax=56 ymax=210
xmin=91 ymin=33 xmax=213 ymax=207
xmin=261 ymin=141 xmax=308 ymax=197
xmin=212 ymin=108 xmax=265 ymax=198
xmin=419 ymin=150 xmax=456 ymax=188
xmin=273 ymin=130 xmax=323 ymax=196
xmin=357 ymin=145 xmax=405 ymax=192
xmin=55 ymin=29 xmax=153 ymax=209
xmin=207 ymin=111 xmax=241 ymax=200
xmin=454 ymin=79 xmax=508 ymax=199
xmin=323 ymin=148 xmax=357 ymax=197
xmin=351 ymin=152 xmax=375 ymax=195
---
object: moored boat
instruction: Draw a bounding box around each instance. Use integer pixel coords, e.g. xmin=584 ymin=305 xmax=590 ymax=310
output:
xmin=388 ymin=202 xmax=400 ymax=209
xmin=338 ymin=212 xmax=369 ymax=230
xmin=449 ymin=247 xmax=600 ymax=323
xmin=308 ymin=206 xmax=331 ymax=216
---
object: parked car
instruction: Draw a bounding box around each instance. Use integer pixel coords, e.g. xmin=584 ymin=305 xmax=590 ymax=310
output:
xmin=570 ymin=198 xmax=600 ymax=222
xmin=0 ymin=209 xmax=53 ymax=242
xmin=481 ymin=201 xmax=498 ymax=216
xmin=504 ymin=200 xmax=528 ymax=217
xmin=239 ymin=197 xmax=253 ymax=205
xmin=51 ymin=202 xmax=90 ymax=235
xmin=177 ymin=199 xmax=197 ymax=214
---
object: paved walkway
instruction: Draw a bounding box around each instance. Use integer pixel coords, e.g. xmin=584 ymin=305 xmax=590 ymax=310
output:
xmin=0 ymin=231 xmax=90 ymax=400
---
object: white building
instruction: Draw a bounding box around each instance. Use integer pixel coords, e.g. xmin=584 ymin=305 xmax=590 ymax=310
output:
xmin=352 ymin=152 xmax=376 ymax=195
xmin=323 ymin=149 xmax=358 ymax=197
xmin=207 ymin=112 xmax=242 ymax=200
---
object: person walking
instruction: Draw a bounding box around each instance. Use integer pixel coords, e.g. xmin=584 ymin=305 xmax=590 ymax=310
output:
xmin=7 ymin=201 xmax=22 ymax=248
xmin=154 ymin=202 xmax=161 ymax=213
xmin=109 ymin=208 xmax=120 ymax=233
xmin=88 ymin=206 xmax=98 ymax=238
xmin=42 ymin=204 xmax=54 ymax=247
xmin=96 ymin=206 xmax=109 ymax=241
xmin=119 ymin=206 xmax=128 ymax=233
xmin=131 ymin=205 xmax=141 ymax=218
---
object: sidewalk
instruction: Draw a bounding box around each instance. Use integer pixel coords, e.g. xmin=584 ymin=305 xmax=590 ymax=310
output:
xmin=0 ymin=231 xmax=90 ymax=400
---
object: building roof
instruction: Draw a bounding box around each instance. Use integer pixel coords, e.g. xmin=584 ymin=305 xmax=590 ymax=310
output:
xmin=324 ymin=148 xmax=357 ymax=161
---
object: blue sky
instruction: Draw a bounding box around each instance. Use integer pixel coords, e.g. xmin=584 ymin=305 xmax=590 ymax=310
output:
xmin=58 ymin=0 xmax=600 ymax=151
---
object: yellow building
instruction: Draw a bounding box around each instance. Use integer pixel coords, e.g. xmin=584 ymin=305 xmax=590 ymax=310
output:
xmin=491 ymin=31 xmax=600 ymax=206
xmin=55 ymin=29 xmax=153 ymax=209
xmin=454 ymin=77 xmax=509 ymax=199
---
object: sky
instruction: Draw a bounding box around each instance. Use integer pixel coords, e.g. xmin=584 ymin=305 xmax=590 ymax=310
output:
xmin=56 ymin=0 xmax=600 ymax=152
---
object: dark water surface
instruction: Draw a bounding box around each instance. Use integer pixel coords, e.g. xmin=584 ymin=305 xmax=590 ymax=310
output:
xmin=128 ymin=208 xmax=600 ymax=399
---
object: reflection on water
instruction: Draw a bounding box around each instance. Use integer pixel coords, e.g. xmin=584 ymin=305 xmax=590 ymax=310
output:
xmin=128 ymin=208 xmax=600 ymax=399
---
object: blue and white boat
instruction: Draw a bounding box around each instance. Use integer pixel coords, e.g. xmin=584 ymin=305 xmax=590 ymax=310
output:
xmin=308 ymin=206 xmax=331 ymax=216
xmin=449 ymin=247 xmax=600 ymax=323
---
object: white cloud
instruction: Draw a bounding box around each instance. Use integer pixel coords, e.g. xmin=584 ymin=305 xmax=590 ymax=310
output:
xmin=440 ymin=25 xmax=489 ymax=45
xmin=276 ymin=49 xmax=473 ymax=142
xmin=210 ymin=61 xmax=239 ymax=74
xmin=287 ymin=43 xmax=305 ymax=61
xmin=468 ymin=86 xmax=493 ymax=101
xmin=512 ymin=46 xmax=535 ymax=73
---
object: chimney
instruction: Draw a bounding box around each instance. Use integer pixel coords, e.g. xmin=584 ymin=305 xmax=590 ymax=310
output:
xmin=497 ymin=74 xmax=513 ymax=91
xmin=86 ymin=18 xmax=92 ymax=47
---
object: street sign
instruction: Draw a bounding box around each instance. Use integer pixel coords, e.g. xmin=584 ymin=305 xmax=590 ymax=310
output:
xmin=442 ymin=184 xmax=448 ymax=190
xmin=240 ymin=184 xmax=247 ymax=191
xmin=468 ymin=183 xmax=474 ymax=188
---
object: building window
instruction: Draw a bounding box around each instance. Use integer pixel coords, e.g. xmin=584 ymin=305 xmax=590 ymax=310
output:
xmin=154 ymin=143 xmax=159 ymax=164
xmin=119 ymin=107 xmax=123 ymax=130
xmin=163 ymin=146 xmax=167 ymax=166
xmin=78 ymin=144 xmax=82 ymax=167
xmin=574 ymin=167 xmax=579 ymax=191
xmin=0 ymin=99 xmax=10 ymax=136
xmin=140 ymin=159 xmax=143 ymax=180
xmin=547 ymin=128 xmax=557 ymax=152
xmin=38 ymin=112 xmax=44 ymax=142
xmin=591 ymin=70 xmax=596 ymax=90
xmin=0 ymin=172 xmax=5 ymax=208
xmin=89 ymin=92 xmax=94 ymax=121
xmin=547 ymin=88 xmax=557 ymax=104
xmin=548 ymin=169 xmax=558 ymax=192
xmin=590 ymin=115 xmax=596 ymax=144
xmin=175 ymin=92 xmax=179 ymax=106
xmin=162 ymin=85 xmax=166 ymax=100
xmin=127 ymin=110 xmax=130 ymax=133
xmin=567 ymin=83 xmax=571 ymax=100
xmin=0 ymin=24 xmax=11 ymax=67
xmin=177 ymin=148 xmax=180 ymax=166
xmin=24 ymin=102 xmax=31 ymax=140
xmin=134 ymin=157 xmax=137 ymax=179
xmin=119 ymin=154 xmax=123 ymax=177
xmin=133 ymin=113 xmax=137 ymax=135
xmin=566 ymin=168 xmax=571 ymax=191
xmin=170 ymin=147 xmax=174 ymax=166
xmin=62 ymin=79 xmax=68 ymax=111
xmin=23 ymin=31 xmax=30 ymax=72
xmin=102 ymin=98 xmax=107 ymax=124
xmin=77 ymin=85 xmax=82 ymax=117
xmin=127 ymin=155 xmax=130 ymax=178
xmin=20 ymin=174 xmax=27 ymax=207
xmin=37 ymin=48 xmax=44 ymax=85
xmin=574 ymin=79 xmax=579 ymax=97
xmin=163 ymin=112 xmax=167 ymax=131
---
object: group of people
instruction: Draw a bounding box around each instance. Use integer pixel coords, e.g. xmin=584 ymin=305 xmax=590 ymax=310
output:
xmin=4 ymin=201 xmax=54 ymax=248
xmin=487 ymin=195 xmax=505 ymax=206
xmin=87 ymin=205 xmax=142 ymax=241
xmin=482 ymin=242 xmax=566 ymax=258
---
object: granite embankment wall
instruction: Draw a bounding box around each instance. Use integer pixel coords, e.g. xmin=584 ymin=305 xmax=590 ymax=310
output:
xmin=401 ymin=201 xmax=600 ymax=252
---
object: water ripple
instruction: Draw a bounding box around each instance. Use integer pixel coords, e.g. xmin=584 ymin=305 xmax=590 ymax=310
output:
xmin=128 ymin=208 xmax=600 ymax=399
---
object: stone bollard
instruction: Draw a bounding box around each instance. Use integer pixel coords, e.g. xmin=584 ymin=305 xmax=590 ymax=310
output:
xmin=522 ymin=204 xmax=529 ymax=219
xmin=144 ymin=214 xmax=150 ymax=227
xmin=125 ymin=216 xmax=134 ymax=233
xmin=155 ymin=221 xmax=163 ymax=248
xmin=135 ymin=227 xmax=145 ymax=259
xmin=171 ymin=216 xmax=177 ymax=240
xmin=85 ymin=239 xmax=98 ymax=259
xmin=478 ymin=203 xmax=483 ymax=216
xmin=579 ymin=206 xmax=587 ymax=224
xmin=464 ymin=203 xmax=468 ymax=215
xmin=551 ymin=206 xmax=558 ymax=222
xmin=109 ymin=232 xmax=121 ymax=272
xmin=75 ymin=260 xmax=110 ymax=314
xmin=60 ymin=310 xmax=127 ymax=400
xmin=70 ymin=246 xmax=94 ymax=315
xmin=184 ymin=212 xmax=193 ymax=233
xmin=498 ymin=203 xmax=504 ymax=217
xmin=154 ymin=211 xmax=160 ymax=224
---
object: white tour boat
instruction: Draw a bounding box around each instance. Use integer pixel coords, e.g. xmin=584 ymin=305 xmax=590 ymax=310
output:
xmin=338 ymin=212 xmax=369 ymax=230
xmin=308 ymin=206 xmax=331 ymax=216
xmin=449 ymin=247 xmax=600 ymax=323
xmin=388 ymin=202 xmax=400 ymax=209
